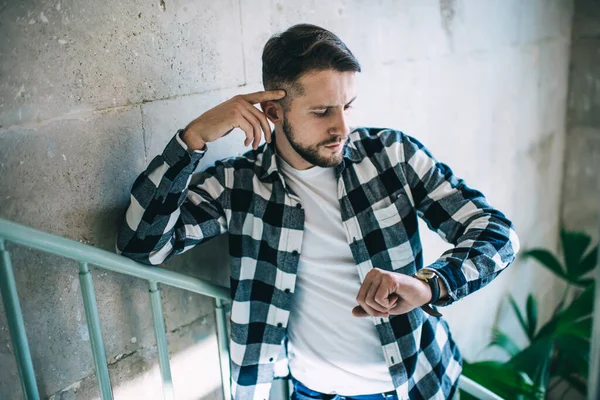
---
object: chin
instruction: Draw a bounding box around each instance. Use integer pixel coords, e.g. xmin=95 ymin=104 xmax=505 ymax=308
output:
xmin=315 ymin=153 xmax=343 ymax=168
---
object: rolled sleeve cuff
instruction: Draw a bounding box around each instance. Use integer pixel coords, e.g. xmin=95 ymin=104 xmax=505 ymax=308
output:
xmin=422 ymin=261 xmax=467 ymax=307
xmin=162 ymin=129 xmax=206 ymax=167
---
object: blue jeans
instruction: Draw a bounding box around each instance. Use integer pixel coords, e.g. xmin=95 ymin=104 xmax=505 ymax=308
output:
xmin=290 ymin=375 xmax=399 ymax=400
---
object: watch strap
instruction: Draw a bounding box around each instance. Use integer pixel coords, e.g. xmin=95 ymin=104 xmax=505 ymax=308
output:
xmin=428 ymin=274 xmax=440 ymax=305
xmin=414 ymin=270 xmax=443 ymax=317
xmin=421 ymin=304 xmax=442 ymax=317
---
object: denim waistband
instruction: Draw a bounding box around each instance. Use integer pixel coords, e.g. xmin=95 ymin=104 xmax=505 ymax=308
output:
xmin=290 ymin=375 xmax=397 ymax=400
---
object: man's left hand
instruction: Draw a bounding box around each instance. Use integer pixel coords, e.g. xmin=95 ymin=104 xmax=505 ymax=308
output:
xmin=352 ymin=268 xmax=432 ymax=317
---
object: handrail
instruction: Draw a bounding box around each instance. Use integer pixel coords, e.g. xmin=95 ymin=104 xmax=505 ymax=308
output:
xmin=0 ymin=219 xmax=230 ymax=300
xmin=0 ymin=218 xmax=501 ymax=399
xmin=458 ymin=376 xmax=503 ymax=400
xmin=0 ymin=218 xmax=230 ymax=400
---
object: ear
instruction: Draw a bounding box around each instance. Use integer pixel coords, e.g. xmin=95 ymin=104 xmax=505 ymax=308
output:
xmin=260 ymin=100 xmax=283 ymax=124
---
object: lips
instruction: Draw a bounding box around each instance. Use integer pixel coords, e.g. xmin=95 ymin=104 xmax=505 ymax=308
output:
xmin=325 ymin=142 xmax=342 ymax=150
xmin=324 ymin=138 xmax=346 ymax=147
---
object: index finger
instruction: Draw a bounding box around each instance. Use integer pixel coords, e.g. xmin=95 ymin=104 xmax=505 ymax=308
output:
xmin=242 ymin=90 xmax=286 ymax=104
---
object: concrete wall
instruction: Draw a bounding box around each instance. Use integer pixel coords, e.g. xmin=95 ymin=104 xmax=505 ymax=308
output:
xmin=558 ymin=5 xmax=600 ymax=397
xmin=0 ymin=0 xmax=574 ymax=398
xmin=562 ymin=0 xmax=600 ymax=240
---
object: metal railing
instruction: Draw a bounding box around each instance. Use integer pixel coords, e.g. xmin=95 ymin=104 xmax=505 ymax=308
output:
xmin=0 ymin=218 xmax=500 ymax=400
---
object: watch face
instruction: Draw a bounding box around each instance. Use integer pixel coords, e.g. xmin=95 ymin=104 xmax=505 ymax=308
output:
xmin=417 ymin=269 xmax=436 ymax=279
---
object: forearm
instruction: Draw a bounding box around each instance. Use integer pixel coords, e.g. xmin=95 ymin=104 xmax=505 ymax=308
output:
xmin=428 ymin=212 xmax=520 ymax=305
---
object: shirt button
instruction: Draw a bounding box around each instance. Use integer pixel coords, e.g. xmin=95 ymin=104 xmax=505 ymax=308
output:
xmin=284 ymin=288 xmax=291 ymax=294
xmin=277 ymin=323 xmax=283 ymax=328
xmin=292 ymin=250 xmax=299 ymax=256
xmin=296 ymin=203 xmax=302 ymax=209
xmin=269 ymin=357 xmax=274 ymax=362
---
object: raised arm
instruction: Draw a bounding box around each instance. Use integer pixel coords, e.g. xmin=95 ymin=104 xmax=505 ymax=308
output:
xmin=116 ymin=90 xmax=286 ymax=265
xmin=399 ymin=131 xmax=520 ymax=306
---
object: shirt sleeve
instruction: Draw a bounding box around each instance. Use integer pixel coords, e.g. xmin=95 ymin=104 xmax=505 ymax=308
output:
xmin=115 ymin=129 xmax=229 ymax=265
xmin=400 ymin=132 xmax=520 ymax=306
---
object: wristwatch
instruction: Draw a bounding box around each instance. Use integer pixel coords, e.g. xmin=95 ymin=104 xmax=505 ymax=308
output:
xmin=413 ymin=269 xmax=443 ymax=317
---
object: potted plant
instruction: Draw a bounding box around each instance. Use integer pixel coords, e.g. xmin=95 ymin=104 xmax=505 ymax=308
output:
xmin=461 ymin=230 xmax=597 ymax=399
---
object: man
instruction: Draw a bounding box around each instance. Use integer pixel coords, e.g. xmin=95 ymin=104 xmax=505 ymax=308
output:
xmin=116 ymin=24 xmax=520 ymax=400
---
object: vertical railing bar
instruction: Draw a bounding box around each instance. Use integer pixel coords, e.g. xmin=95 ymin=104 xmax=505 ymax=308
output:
xmin=0 ymin=238 xmax=41 ymax=400
xmin=148 ymin=280 xmax=174 ymax=400
xmin=215 ymin=298 xmax=231 ymax=400
xmin=78 ymin=261 xmax=113 ymax=400
xmin=282 ymin=377 xmax=291 ymax=400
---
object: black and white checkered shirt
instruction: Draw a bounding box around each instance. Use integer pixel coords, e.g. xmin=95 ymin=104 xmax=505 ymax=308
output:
xmin=116 ymin=126 xmax=520 ymax=400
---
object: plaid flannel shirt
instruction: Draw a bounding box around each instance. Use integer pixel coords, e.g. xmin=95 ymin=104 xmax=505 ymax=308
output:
xmin=116 ymin=126 xmax=520 ymax=400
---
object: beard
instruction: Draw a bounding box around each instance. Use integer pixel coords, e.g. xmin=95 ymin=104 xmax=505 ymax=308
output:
xmin=281 ymin=114 xmax=347 ymax=168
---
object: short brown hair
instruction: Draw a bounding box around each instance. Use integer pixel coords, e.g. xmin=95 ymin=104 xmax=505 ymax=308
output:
xmin=262 ymin=24 xmax=361 ymax=111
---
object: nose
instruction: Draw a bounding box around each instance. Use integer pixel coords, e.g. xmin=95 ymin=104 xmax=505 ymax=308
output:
xmin=329 ymin=108 xmax=350 ymax=138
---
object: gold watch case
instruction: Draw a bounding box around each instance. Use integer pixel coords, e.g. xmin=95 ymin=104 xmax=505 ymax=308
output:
xmin=414 ymin=269 xmax=437 ymax=281
xmin=413 ymin=269 xmax=443 ymax=317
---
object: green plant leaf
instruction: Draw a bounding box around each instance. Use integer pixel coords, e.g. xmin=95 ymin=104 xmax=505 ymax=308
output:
xmin=526 ymin=295 xmax=538 ymax=339
xmin=509 ymin=295 xmax=531 ymax=340
xmin=558 ymin=283 xmax=595 ymax=324
xmin=555 ymin=317 xmax=592 ymax=339
xmin=490 ymin=328 xmax=521 ymax=357
xmin=508 ymin=338 xmax=554 ymax=391
xmin=575 ymin=278 xmax=594 ymax=287
xmin=535 ymin=310 xmax=560 ymax=339
xmin=574 ymin=245 xmax=598 ymax=280
xmin=457 ymin=391 xmax=479 ymax=400
xmin=551 ymin=291 xmax=567 ymax=318
xmin=555 ymin=334 xmax=590 ymax=378
xmin=561 ymin=230 xmax=592 ymax=278
xmin=462 ymin=360 xmax=542 ymax=400
xmin=535 ymin=286 xmax=593 ymax=340
xmin=522 ymin=249 xmax=566 ymax=280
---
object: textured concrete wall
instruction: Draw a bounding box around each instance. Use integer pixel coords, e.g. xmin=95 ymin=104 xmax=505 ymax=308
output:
xmin=562 ymin=0 xmax=600 ymax=240
xmin=0 ymin=0 xmax=573 ymax=398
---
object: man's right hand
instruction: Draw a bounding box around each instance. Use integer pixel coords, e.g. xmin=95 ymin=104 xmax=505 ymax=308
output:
xmin=181 ymin=90 xmax=287 ymax=151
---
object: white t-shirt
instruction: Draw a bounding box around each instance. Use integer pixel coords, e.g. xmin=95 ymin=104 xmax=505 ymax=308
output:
xmin=278 ymin=156 xmax=395 ymax=396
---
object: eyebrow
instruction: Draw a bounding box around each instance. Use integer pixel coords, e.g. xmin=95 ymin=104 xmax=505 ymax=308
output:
xmin=308 ymin=95 xmax=358 ymax=110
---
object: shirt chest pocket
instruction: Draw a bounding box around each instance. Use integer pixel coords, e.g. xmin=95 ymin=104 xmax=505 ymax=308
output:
xmin=371 ymin=191 xmax=413 ymax=228
xmin=368 ymin=190 xmax=416 ymax=273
